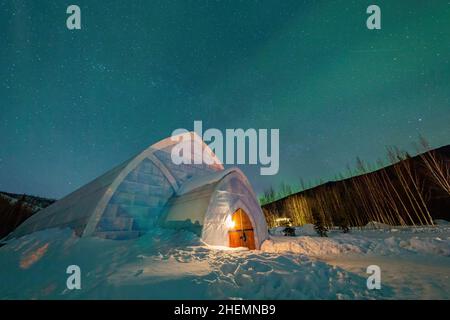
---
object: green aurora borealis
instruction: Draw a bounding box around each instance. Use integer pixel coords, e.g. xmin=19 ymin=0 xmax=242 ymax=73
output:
xmin=1 ymin=0 xmax=449 ymax=198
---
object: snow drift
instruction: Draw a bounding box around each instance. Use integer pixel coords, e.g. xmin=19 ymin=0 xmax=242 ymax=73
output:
xmin=0 ymin=222 xmax=449 ymax=299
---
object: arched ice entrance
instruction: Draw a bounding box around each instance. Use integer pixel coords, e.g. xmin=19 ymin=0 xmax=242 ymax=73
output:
xmin=228 ymin=208 xmax=256 ymax=249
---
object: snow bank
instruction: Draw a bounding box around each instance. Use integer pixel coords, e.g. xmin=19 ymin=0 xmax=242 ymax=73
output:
xmin=295 ymin=224 xmax=317 ymax=236
xmin=364 ymin=221 xmax=392 ymax=229
xmin=261 ymin=237 xmax=362 ymax=256
xmin=396 ymin=236 xmax=450 ymax=256
xmin=265 ymin=225 xmax=450 ymax=258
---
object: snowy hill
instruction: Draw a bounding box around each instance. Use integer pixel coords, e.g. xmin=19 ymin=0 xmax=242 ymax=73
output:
xmin=263 ymin=144 xmax=450 ymax=227
xmin=0 ymin=192 xmax=55 ymax=212
xmin=0 ymin=192 xmax=55 ymax=239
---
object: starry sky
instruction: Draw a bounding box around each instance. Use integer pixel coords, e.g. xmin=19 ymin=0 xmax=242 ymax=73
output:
xmin=1 ymin=0 xmax=449 ymax=199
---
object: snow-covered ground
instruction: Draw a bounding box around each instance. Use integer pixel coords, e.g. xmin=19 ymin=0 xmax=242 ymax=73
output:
xmin=264 ymin=223 xmax=450 ymax=299
xmin=0 ymin=222 xmax=449 ymax=299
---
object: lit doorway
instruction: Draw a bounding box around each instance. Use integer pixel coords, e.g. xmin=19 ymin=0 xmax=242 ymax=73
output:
xmin=228 ymin=208 xmax=255 ymax=249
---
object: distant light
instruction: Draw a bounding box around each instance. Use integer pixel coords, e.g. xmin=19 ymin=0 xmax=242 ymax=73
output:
xmin=275 ymin=217 xmax=291 ymax=222
xmin=226 ymin=215 xmax=235 ymax=229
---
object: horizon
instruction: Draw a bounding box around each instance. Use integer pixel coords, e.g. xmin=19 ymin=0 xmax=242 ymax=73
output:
xmin=2 ymin=138 xmax=448 ymax=201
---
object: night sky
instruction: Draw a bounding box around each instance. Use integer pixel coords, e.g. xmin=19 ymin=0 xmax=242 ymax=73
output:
xmin=1 ymin=0 xmax=449 ymax=199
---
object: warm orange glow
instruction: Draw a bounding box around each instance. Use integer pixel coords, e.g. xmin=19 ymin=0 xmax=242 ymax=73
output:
xmin=225 ymin=215 xmax=235 ymax=229
xmin=20 ymin=243 xmax=49 ymax=269
xmin=228 ymin=208 xmax=256 ymax=250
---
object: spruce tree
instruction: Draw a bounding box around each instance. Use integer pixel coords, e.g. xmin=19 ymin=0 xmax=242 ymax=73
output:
xmin=312 ymin=208 xmax=328 ymax=237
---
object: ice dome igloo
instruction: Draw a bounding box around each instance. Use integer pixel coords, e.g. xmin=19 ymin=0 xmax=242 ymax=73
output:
xmin=6 ymin=132 xmax=269 ymax=249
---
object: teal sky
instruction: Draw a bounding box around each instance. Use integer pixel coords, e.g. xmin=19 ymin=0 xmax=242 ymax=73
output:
xmin=1 ymin=0 xmax=449 ymax=198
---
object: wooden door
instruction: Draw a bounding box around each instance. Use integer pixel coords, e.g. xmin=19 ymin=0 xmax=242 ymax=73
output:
xmin=228 ymin=208 xmax=256 ymax=250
